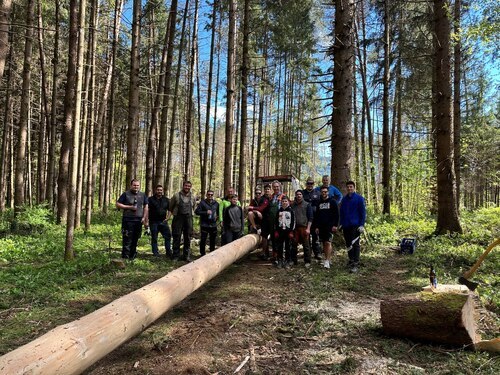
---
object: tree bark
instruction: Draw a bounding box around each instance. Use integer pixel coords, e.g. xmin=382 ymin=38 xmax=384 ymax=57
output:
xmin=14 ymin=0 xmax=35 ymax=213
xmin=382 ymin=0 xmax=391 ymax=215
xmin=155 ymin=0 xmax=178 ymax=188
xmin=224 ymin=0 xmax=237 ymax=192
xmin=125 ymin=0 xmax=142 ymax=185
xmin=238 ymin=0 xmax=250 ymax=204
xmin=453 ymin=0 xmax=461 ymax=209
xmin=433 ymin=0 xmax=462 ymax=234
xmin=0 ymin=0 xmax=12 ymax=82
xmin=0 ymin=36 xmax=13 ymax=211
xmin=330 ymin=0 xmax=355 ymax=188
xmin=381 ymin=292 xmax=477 ymax=346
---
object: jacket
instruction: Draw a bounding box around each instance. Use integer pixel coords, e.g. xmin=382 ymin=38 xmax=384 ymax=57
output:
xmin=195 ymin=199 xmax=219 ymax=228
xmin=169 ymin=191 xmax=196 ymax=216
xmin=340 ymin=192 xmax=366 ymax=228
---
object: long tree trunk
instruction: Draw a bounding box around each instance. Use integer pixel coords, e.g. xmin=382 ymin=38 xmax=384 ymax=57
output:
xmin=14 ymin=0 xmax=35 ymax=214
xmin=224 ymin=0 xmax=237 ymax=192
xmin=166 ymin=0 xmax=189 ymax=192
xmin=453 ymin=0 xmax=461 ymax=209
xmin=0 ymin=0 xmax=12 ymax=82
xmin=330 ymin=0 xmax=355 ymax=188
xmin=201 ymin=0 xmax=218 ymax=195
xmin=125 ymin=0 xmax=142 ymax=184
xmin=154 ymin=0 xmax=178 ymax=188
xmin=0 ymin=36 xmax=13 ymax=211
xmin=433 ymin=0 xmax=462 ymax=234
xmin=46 ymin=0 xmax=60 ymax=208
xmin=65 ymin=0 xmax=87 ymax=259
xmin=184 ymin=0 xmax=199 ymax=181
xmin=238 ymin=0 xmax=250 ymax=204
xmin=382 ymin=0 xmax=391 ymax=215
xmin=209 ymin=12 xmax=222 ymax=189
xmin=255 ymin=67 xmax=265 ymax=185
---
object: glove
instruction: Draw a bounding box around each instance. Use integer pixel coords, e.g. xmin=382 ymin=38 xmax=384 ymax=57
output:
xmin=358 ymin=226 xmax=365 ymax=233
xmin=274 ymin=231 xmax=279 ymax=239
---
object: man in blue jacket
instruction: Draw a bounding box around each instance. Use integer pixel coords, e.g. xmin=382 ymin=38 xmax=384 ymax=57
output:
xmin=314 ymin=175 xmax=342 ymax=203
xmin=339 ymin=181 xmax=366 ymax=273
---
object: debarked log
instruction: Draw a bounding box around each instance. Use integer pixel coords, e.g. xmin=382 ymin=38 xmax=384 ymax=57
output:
xmin=380 ymin=292 xmax=478 ymax=347
xmin=0 ymin=234 xmax=261 ymax=375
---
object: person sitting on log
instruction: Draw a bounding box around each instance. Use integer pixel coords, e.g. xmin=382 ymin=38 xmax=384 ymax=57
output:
xmin=247 ymin=187 xmax=269 ymax=233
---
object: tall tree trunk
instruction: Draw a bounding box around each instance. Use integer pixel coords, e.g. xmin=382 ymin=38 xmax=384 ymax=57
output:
xmin=330 ymin=0 xmax=355 ymax=188
xmin=453 ymin=0 xmax=461 ymax=209
xmin=201 ymin=0 xmax=218 ymax=194
xmin=155 ymin=0 xmax=178 ymax=188
xmin=238 ymin=0 xmax=250 ymax=204
xmin=14 ymin=0 xmax=35 ymax=213
xmin=433 ymin=0 xmax=462 ymax=234
xmin=166 ymin=0 xmax=189 ymax=193
xmin=65 ymin=0 xmax=87 ymax=259
xmin=255 ymin=66 xmax=265 ymax=185
xmin=382 ymin=0 xmax=391 ymax=215
xmin=46 ymin=0 xmax=60 ymax=207
xmin=0 ymin=37 xmax=13 ymax=211
xmin=209 ymin=12 xmax=222 ymax=189
xmin=224 ymin=0 xmax=237 ymax=192
xmin=126 ymin=0 xmax=142 ymax=184
xmin=394 ymin=56 xmax=403 ymax=210
xmin=184 ymin=0 xmax=199 ymax=181
xmin=0 ymin=0 xmax=12 ymax=82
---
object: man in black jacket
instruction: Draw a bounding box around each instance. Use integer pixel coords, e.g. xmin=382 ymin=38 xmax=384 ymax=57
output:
xmin=148 ymin=184 xmax=172 ymax=258
xmin=195 ymin=190 xmax=219 ymax=256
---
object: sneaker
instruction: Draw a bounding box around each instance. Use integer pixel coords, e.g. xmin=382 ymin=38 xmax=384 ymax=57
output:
xmin=277 ymin=260 xmax=284 ymax=269
xmin=350 ymin=266 xmax=359 ymax=273
xmin=257 ymin=229 xmax=262 ymax=235
xmin=323 ymin=260 xmax=330 ymax=269
xmin=305 ymin=262 xmax=311 ymax=268
xmin=284 ymin=262 xmax=291 ymax=269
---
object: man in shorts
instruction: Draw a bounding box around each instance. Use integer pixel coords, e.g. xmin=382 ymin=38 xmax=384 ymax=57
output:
xmin=312 ymin=186 xmax=339 ymax=269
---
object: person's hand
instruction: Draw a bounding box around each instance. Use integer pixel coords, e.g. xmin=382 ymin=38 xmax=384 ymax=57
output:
xmin=130 ymin=205 xmax=137 ymax=211
xmin=248 ymin=206 xmax=254 ymax=211
xmin=315 ymin=228 xmax=319 ymax=235
xmin=288 ymin=231 xmax=294 ymax=240
xmin=358 ymin=226 xmax=365 ymax=233
xmin=274 ymin=231 xmax=279 ymax=239
xmin=332 ymin=226 xmax=338 ymax=233
xmin=305 ymin=228 xmax=310 ymax=236
xmin=207 ymin=210 xmax=212 ymax=215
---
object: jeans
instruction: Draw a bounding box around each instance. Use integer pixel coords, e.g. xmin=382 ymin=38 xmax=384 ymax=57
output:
xmin=150 ymin=221 xmax=172 ymax=256
xmin=172 ymin=214 xmax=193 ymax=259
xmin=200 ymin=226 xmax=217 ymax=255
xmin=122 ymin=220 xmax=142 ymax=259
xmin=343 ymin=226 xmax=361 ymax=265
xmin=276 ymin=230 xmax=293 ymax=262
xmin=293 ymin=226 xmax=311 ymax=263
xmin=223 ymin=230 xmax=241 ymax=245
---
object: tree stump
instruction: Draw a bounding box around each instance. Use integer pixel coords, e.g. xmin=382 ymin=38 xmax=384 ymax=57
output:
xmin=380 ymin=292 xmax=478 ymax=346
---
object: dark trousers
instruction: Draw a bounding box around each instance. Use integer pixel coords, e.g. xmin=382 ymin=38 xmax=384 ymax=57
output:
xmin=122 ymin=220 xmax=142 ymax=259
xmin=150 ymin=221 xmax=172 ymax=256
xmin=311 ymin=230 xmax=321 ymax=256
xmin=276 ymin=230 xmax=292 ymax=262
xmin=293 ymin=226 xmax=311 ymax=264
xmin=200 ymin=226 xmax=217 ymax=255
xmin=223 ymin=230 xmax=241 ymax=245
xmin=172 ymin=214 xmax=193 ymax=259
xmin=343 ymin=226 xmax=361 ymax=265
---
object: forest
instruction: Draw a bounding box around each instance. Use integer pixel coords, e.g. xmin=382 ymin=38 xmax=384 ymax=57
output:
xmin=0 ymin=0 xmax=499 ymax=373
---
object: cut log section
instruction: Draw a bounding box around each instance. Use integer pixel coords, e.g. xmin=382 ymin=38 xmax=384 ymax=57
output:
xmin=0 ymin=234 xmax=261 ymax=375
xmin=380 ymin=292 xmax=479 ymax=347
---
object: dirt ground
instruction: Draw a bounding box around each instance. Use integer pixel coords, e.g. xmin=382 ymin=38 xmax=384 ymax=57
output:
xmin=84 ymin=249 xmax=498 ymax=375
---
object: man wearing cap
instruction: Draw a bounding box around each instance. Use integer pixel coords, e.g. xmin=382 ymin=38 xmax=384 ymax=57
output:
xmin=302 ymin=177 xmax=321 ymax=260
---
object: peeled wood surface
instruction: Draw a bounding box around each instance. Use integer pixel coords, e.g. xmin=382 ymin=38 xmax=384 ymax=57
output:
xmin=380 ymin=292 xmax=478 ymax=347
xmin=0 ymin=234 xmax=261 ymax=375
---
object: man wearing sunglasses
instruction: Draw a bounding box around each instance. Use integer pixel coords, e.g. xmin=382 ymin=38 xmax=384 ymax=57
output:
xmin=247 ymin=188 xmax=269 ymax=233
xmin=195 ymin=190 xmax=219 ymax=256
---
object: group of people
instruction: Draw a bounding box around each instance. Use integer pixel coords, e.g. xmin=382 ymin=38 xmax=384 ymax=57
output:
xmin=116 ymin=175 xmax=366 ymax=273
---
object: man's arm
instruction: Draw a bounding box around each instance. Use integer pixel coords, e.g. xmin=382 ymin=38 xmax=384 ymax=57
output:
xmin=116 ymin=193 xmax=134 ymax=211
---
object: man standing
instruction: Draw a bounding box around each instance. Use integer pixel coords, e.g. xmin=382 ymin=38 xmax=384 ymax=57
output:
xmin=269 ymin=180 xmax=285 ymax=261
xmin=222 ymin=194 xmax=244 ymax=244
xmin=116 ymin=179 xmax=148 ymax=260
xmin=314 ymin=175 xmax=342 ymax=203
xmin=340 ymin=181 xmax=366 ymax=273
xmin=291 ymin=190 xmax=313 ymax=267
xmin=312 ymin=186 xmax=339 ymax=269
xmin=148 ymin=184 xmax=172 ymax=258
xmin=169 ymin=181 xmax=196 ymax=262
xmin=218 ymin=186 xmax=240 ymax=245
xmin=195 ymin=190 xmax=219 ymax=256
xmin=302 ymin=177 xmax=321 ymax=260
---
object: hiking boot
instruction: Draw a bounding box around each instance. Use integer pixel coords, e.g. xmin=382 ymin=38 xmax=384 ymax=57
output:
xmin=323 ymin=260 xmax=330 ymax=269
xmin=350 ymin=266 xmax=358 ymax=273
xmin=276 ymin=260 xmax=284 ymax=269
xmin=284 ymin=262 xmax=291 ymax=269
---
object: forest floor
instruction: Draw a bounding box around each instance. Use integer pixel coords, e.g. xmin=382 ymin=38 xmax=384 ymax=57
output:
xmin=85 ymin=243 xmax=498 ymax=375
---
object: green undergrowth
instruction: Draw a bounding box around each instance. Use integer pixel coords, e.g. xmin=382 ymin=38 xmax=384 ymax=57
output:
xmin=0 ymin=205 xmax=499 ymax=361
